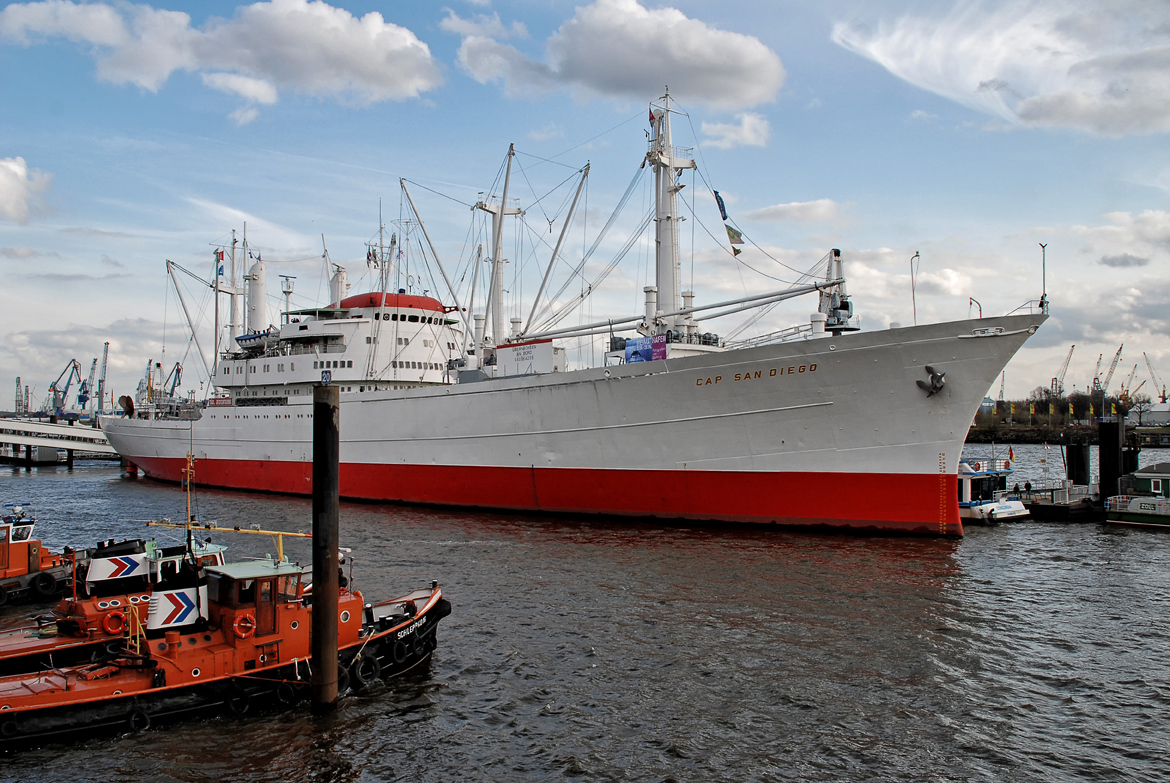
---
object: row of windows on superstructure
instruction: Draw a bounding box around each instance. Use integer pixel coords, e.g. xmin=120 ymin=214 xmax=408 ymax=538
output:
xmin=220 ymin=362 xmax=295 ymax=375
xmin=392 ymin=361 xmax=442 ymax=370
xmin=371 ymin=312 xmax=444 ymax=324
xmin=314 ymin=360 xmax=353 ymax=369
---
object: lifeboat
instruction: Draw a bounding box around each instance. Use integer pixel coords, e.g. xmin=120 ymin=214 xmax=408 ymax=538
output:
xmin=0 ymin=552 xmax=450 ymax=745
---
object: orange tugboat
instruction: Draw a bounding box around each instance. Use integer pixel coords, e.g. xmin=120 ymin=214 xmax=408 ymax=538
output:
xmin=0 ymin=536 xmax=227 ymax=676
xmin=0 ymin=504 xmax=75 ymax=607
xmin=0 ymin=552 xmax=450 ymax=743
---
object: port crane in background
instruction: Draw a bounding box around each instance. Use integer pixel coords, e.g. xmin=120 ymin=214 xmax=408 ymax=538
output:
xmin=96 ymin=342 xmax=109 ymax=413
xmin=1095 ymin=344 xmax=1123 ymax=393
xmin=78 ymin=358 xmax=97 ymax=410
xmin=1120 ymin=363 xmax=1138 ymax=396
xmin=1145 ymin=352 xmax=1168 ymax=403
xmin=1091 ymin=353 xmax=1104 ymax=393
xmin=1051 ymin=344 xmax=1075 ymax=396
xmin=44 ymin=360 xmax=84 ymax=417
xmin=1101 ymin=344 xmax=1124 ymax=394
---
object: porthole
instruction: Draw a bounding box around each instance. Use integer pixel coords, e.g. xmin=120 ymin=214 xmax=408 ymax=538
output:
xmin=98 ymin=601 xmax=109 ymax=609
xmin=0 ymin=706 xmax=9 ymax=710
xmin=129 ymin=596 xmax=140 ymax=604
xmin=108 ymin=599 xmax=121 ymax=607
xmin=191 ymin=668 xmax=201 ymax=677
xmin=113 ymin=690 xmax=122 ymax=695
xmin=340 ymin=610 xmax=351 ymax=623
xmin=157 ymin=643 xmax=167 ymax=651
xmin=291 ymin=620 xmax=299 ymax=630
xmin=259 ymin=654 xmax=267 ymax=663
xmin=187 ymin=638 xmax=197 ymax=645
xmin=204 ymin=634 xmax=213 ymax=642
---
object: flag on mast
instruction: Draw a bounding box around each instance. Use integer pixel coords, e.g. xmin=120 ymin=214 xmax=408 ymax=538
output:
xmin=725 ymin=224 xmax=744 ymax=245
xmin=714 ymin=191 xmax=729 ymax=221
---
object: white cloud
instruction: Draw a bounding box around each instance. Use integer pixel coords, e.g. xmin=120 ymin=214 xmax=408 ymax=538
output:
xmin=439 ymin=8 xmax=526 ymax=40
xmin=202 ymin=72 xmax=278 ymax=105
xmin=832 ymin=0 xmax=1170 ymax=136
xmin=456 ymin=0 xmax=784 ymax=109
xmin=528 ymin=122 xmax=563 ymax=141
xmin=701 ymin=113 xmax=770 ymax=149
xmin=1072 ymin=209 xmax=1170 ymax=259
xmin=742 ymin=199 xmax=840 ymax=223
xmin=0 ymin=156 xmax=52 ymax=223
xmin=229 ymin=106 xmax=260 ymax=126
xmin=183 ymin=197 xmax=317 ymax=254
xmin=0 ymin=1 xmax=443 ymax=122
xmin=458 ymin=35 xmax=558 ymax=97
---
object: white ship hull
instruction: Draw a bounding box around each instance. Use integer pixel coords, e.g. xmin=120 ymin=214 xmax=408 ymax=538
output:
xmin=102 ymin=314 xmax=1044 ymax=536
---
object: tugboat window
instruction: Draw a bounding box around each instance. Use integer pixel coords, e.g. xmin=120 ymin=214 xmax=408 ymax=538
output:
xmin=238 ymin=579 xmax=255 ymax=605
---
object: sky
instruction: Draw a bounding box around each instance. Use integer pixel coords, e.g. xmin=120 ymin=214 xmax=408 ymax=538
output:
xmin=1 ymin=0 xmax=1168 ymax=410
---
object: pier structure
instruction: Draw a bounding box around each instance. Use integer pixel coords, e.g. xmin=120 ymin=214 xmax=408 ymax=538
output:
xmin=0 ymin=418 xmax=117 ymax=466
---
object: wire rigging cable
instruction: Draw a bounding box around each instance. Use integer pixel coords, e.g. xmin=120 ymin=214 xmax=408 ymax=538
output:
xmin=530 ymin=165 xmax=647 ymax=330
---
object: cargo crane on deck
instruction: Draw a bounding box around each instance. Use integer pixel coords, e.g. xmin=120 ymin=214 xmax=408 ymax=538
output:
xmin=1051 ymin=344 xmax=1074 ymax=396
xmin=1145 ymin=352 xmax=1168 ymax=403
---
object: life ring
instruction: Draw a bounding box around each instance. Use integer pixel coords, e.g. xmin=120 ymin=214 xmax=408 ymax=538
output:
xmin=33 ymin=571 xmax=57 ymax=598
xmin=0 ymin=719 xmax=18 ymax=738
xmin=392 ymin=639 xmax=409 ymax=664
xmin=127 ymin=709 xmax=151 ymax=732
xmin=412 ymin=632 xmax=427 ymax=658
xmin=103 ymin=610 xmax=126 ymax=636
xmin=352 ymin=654 xmax=382 ymax=689
xmin=233 ymin=612 xmax=256 ymax=639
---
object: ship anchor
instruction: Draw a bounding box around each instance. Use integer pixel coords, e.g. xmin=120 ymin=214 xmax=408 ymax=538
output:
xmin=917 ymin=366 xmax=946 ymax=397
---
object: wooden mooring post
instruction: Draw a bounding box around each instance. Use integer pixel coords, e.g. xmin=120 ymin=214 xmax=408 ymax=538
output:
xmin=311 ymin=383 xmax=340 ymax=714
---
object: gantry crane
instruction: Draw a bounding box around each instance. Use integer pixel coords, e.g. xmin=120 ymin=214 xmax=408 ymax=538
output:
xmin=1092 ymin=353 xmax=1104 ymax=393
xmin=1145 ymin=352 xmax=1168 ymax=403
xmin=1051 ymin=344 xmax=1075 ymax=396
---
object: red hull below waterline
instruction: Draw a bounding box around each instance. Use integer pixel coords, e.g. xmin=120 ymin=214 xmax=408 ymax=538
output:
xmin=127 ymin=455 xmax=964 ymax=536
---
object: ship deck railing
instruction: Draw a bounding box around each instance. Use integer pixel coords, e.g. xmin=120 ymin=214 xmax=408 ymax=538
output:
xmin=1106 ymin=495 xmax=1170 ymax=515
xmin=996 ymin=483 xmax=1096 ymax=505
xmin=288 ymin=344 xmax=347 ymax=356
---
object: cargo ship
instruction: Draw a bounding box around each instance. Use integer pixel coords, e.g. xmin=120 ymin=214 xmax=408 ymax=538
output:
xmin=102 ymin=92 xmax=1046 ymax=536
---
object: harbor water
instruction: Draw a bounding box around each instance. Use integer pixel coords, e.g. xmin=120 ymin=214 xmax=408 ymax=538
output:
xmin=2 ymin=445 xmax=1169 ymax=782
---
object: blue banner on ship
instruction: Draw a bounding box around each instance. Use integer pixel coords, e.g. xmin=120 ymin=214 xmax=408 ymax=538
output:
xmin=625 ymin=334 xmax=667 ymax=363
